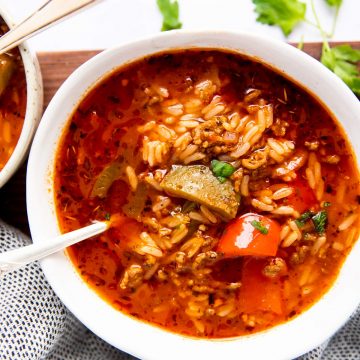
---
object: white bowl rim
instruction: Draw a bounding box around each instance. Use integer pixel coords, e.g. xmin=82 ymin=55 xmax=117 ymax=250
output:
xmin=27 ymin=29 xmax=360 ymax=360
xmin=0 ymin=8 xmax=43 ymax=188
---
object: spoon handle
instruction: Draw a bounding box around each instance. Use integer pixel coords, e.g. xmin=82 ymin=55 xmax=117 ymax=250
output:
xmin=0 ymin=221 xmax=108 ymax=276
xmin=0 ymin=0 xmax=101 ymax=54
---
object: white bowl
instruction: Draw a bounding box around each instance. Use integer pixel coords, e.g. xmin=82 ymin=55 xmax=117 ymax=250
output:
xmin=0 ymin=9 xmax=43 ymax=188
xmin=27 ymin=31 xmax=360 ymax=360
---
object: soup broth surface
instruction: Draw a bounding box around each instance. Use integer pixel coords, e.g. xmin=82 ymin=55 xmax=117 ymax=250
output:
xmin=0 ymin=19 xmax=27 ymax=170
xmin=55 ymin=50 xmax=360 ymax=338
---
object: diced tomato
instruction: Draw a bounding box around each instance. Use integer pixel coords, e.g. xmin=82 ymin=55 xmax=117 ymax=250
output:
xmin=217 ymin=213 xmax=281 ymax=257
xmin=238 ymin=258 xmax=284 ymax=315
xmin=286 ymin=178 xmax=317 ymax=213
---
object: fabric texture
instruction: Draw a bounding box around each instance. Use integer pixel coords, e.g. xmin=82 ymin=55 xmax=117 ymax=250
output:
xmin=0 ymin=219 xmax=359 ymax=360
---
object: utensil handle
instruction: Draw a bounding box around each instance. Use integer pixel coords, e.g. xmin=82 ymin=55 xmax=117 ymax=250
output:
xmin=0 ymin=0 xmax=101 ymax=54
xmin=0 ymin=221 xmax=108 ymax=276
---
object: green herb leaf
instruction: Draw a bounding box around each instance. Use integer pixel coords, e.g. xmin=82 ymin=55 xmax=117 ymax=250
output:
xmin=295 ymin=211 xmax=314 ymax=227
xmin=104 ymin=212 xmax=111 ymax=221
xmin=321 ymin=44 xmax=360 ymax=95
xmin=325 ymin=0 xmax=342 ymax=7
xmin=331 ymin=45 xmax=360 ymax=62
xmin=312 ymin=210 xmax=328 ymax=234
xmin=251 ymin=220 xmax=269 ymax=234
xmin=156 ymin=0 xmax=182 ymax=31
xmin=323 ymin=201 xmax=331 ymax=207
xmin=252 ymin=0 xmax=306 ymax=36
xmin=210 ymin=160 xmax=236 ymax=183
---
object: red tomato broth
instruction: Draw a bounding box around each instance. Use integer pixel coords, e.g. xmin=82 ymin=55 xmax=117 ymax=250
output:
xmin=0 ymin=20 xmax=27 ymax=170
xmin=55 ymin=49 xmax=360 ymax=338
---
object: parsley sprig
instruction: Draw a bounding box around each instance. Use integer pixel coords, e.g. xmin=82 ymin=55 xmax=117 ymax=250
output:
xmin=252 ymin=0 xmax=360 ymax=95
xmin=156 ymin=0 xmax=182 ymax=31
xmin=321 ymin=44 xmax=360 ymax=95
xmin=252 ymin=0 xmax=306 ymax=36
xmin=325 ymin=0 xmax=342 ymax=6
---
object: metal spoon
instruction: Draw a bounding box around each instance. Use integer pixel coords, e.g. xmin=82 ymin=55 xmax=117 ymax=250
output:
xmin=0 ymin=0 xmax=101 ymax=54
xmin=0 ymin=221 xmax=109 ymax=276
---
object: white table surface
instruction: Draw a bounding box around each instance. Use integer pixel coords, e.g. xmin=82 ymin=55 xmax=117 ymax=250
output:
xmin=0 ymin=0 xmax=359 ymax=53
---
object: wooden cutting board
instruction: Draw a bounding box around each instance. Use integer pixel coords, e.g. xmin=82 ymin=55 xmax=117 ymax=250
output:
xmin=0 ymin=43 xmax=359 ymax=236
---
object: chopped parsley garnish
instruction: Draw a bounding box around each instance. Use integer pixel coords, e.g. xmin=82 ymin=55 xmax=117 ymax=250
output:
xmin=323 ymin=201 xmax=331 ymax=207
xmin=156 ymin=0 xmax=182 ymax=31
xmin=311 ymin=210 xmax=328 ymax=234
xmin=211 ymin=160 xmax=236 ymax=183
xmin=295 ymin=211 xmax=314 ymax=227
xmin=104 ymin=212 xmax=111 ymax=221
xmin=295 ymin=209 xmax=328 ymax=234
xmin=251 ymin=220 xmax=269 ymax=234
xmin=252 ymin=0 xmax=306 ymax=36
